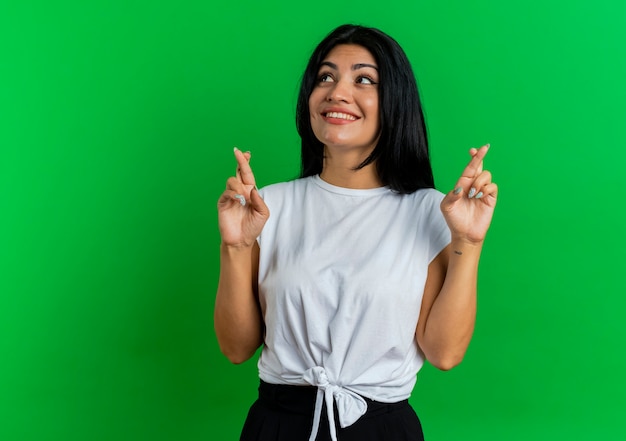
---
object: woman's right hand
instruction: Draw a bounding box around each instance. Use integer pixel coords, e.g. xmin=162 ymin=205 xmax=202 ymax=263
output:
xmin=217 ymin=147 xmax=269 ymax=248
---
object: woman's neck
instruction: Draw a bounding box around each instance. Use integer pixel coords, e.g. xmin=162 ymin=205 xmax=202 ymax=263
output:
xmin=319 ymin=148 xmax=383 ymax=189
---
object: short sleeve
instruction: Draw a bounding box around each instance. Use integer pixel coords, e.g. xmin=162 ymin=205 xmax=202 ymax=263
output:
xmin=423 ymin=190 xmax=451 ymax=263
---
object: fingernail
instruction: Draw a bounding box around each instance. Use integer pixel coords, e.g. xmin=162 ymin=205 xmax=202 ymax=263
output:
xmin=234 ymin=146 xmax=240 ymax=152
xmin=475 ymin=191 xmax=483 ymax=199
xmin=468 ymin=188 xmax=477 ymax=198
xmin=485 ymin=143 xmax=491 ymax=149
xmin=234 ymin=194 xmax=246 ymax=206
xmin=454 ymin=187 xmax=462 ymax=195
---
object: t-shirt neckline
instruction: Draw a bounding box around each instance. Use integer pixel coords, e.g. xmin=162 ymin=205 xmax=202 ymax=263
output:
xmin=312 ymin=175 xmax=390 ymax=196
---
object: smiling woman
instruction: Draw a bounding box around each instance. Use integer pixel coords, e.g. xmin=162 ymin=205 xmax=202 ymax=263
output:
xmin=308 ymin=44 xmax=381 ymax=174
xmin=215 ymin=24 xmax=498 ymax=441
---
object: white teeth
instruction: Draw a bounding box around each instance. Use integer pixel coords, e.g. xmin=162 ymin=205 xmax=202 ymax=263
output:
xmin=325 ymin=111 xmax=357 ymax=120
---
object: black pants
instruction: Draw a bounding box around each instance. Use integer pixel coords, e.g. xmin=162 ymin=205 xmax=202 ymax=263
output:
xmin=240 ymin=381 xmax=425 ymax=441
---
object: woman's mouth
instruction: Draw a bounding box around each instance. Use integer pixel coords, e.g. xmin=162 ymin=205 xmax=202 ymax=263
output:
xmin=323 ymin=111 xmax=358 ymax=121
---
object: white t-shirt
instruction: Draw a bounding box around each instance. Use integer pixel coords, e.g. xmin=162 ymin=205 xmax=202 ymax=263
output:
xmin=256 ymin=175 xmax=450 ymax=441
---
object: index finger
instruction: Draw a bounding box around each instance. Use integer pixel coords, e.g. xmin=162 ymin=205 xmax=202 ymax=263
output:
xmin=459 ymin=144 xmax=489 ymax=180
xmin=468 ymin=147 xmax=482 ymax=174
xmin=235 ymin=150 xmax=251 ymax=180
xmin=456 ymin=144 xmax=489 ymax=187
xmin=234 ymin=147 xmax=256 ymax=187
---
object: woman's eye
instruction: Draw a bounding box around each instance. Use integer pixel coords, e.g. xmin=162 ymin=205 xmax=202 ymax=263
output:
xmin=356 ymin=76 xmax=376 ymax=85
xmin=319 ymin=74 xmax=334 ymax=83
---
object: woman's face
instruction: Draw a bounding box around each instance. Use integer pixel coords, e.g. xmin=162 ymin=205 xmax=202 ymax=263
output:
xmin=308 ymin=44 xmax=380 ymax=156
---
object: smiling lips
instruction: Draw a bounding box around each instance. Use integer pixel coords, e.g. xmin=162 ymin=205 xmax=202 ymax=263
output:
xmin=322 ymin=111 xmax=359 ymax=124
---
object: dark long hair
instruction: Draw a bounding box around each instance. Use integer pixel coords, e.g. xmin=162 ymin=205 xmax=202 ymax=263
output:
xmin=296 ymin=24 xmax=434 ymax=193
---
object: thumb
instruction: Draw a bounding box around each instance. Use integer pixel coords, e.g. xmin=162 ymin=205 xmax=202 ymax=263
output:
xmin=249 ymin=187 xmax=269 ymax=218
xmin=449 ymin=185 xmax=464 ymax=202
xmin=440 ymin=186 xmax=463 ymax=212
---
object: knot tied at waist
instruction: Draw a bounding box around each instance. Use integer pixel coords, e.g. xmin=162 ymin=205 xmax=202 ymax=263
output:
xmin=302 ymin=366 xmax=368 ymax=441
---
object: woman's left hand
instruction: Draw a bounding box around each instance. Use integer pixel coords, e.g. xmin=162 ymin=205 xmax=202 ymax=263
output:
xmin=440 ymin=144 xmax=498 ymax=244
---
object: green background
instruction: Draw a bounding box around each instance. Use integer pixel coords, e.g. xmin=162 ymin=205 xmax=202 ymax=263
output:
xmin=1 ymin=1 xmax=625 ymax=440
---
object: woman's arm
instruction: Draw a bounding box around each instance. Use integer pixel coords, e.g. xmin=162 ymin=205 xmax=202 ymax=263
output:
xmin=416 ymin=241 xmax=481 ymax=370
xmin=416 ymin=144 xmax=497 ymax=370
xmin=215 ymin=242 xmax=263 ymax=364
xmin=214 ymin=148 xmax=269 ymax=364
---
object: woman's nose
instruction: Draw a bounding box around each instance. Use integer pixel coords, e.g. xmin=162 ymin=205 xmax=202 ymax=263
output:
xmin=326 ymin=80 xmax=351 ymax=103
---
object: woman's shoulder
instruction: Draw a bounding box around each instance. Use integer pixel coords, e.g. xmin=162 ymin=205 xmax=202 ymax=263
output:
xmin=258 ymin=176 xmax=314 ymax=199
xmin=394 ymin=188 xmax=448 ymax=224
xmin=402 ymin=187 xmax=446 ymax=205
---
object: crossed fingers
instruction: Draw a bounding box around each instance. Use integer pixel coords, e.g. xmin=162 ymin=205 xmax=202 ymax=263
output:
xmin=224 ymin=147 xmax=256 ymax=207
xmin=454 ymin=144 xmax=497 ymax=202
xmin=234 ymin=147 xmax=255 ymax=188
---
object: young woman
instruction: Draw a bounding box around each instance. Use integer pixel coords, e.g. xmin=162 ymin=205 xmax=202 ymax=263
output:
xmin=215 ymin=24 xmax=497 ymax=441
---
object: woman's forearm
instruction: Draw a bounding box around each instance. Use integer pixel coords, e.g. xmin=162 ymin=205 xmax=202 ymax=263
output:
xmin=214 ymin=242 xmax=263 ymax=364
xmin=420 ymin=239 xmax=482 ymax=370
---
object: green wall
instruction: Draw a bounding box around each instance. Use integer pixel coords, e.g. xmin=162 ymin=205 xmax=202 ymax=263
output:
xmin=1 ymin=1 xmax=625 ymax=440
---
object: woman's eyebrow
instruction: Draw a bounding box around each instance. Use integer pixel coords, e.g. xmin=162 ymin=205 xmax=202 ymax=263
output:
xmin=320 ymin=61 xmax=338 ymax=70
xmin=353 ymin=63 xmax=378 ymax=71
xmin=319 ymin=61 xmax=379 ymax=71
